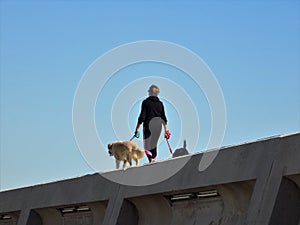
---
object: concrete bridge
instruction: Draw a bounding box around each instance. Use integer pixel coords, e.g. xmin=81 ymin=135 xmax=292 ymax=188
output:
xmin=1 ymin=133 xmax=299 ymax=225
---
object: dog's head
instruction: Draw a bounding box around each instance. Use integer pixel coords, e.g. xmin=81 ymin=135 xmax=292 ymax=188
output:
xmin=108 ymin=143 xmax=113 ymax=156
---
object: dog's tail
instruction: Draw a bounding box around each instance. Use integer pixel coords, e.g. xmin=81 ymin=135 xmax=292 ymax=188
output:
xmin=135 ymin=148 xmax=145 ymax=159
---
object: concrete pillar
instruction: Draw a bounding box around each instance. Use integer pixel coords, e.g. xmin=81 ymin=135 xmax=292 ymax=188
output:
xmin=102 ymin=196 xmax=139 ymax=225
xmin=244 ymin=160 xmax=285 ymax=225
xmin=102 ymin=186 xmax=125 ymax=225
xmin=17 ymin=210 xmax=42 ymax=225
xmin=17 ymin=210 xmax=30 ymax=225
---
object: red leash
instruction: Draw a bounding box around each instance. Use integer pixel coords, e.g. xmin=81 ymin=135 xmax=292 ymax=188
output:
xmin=166 ymin=138 xmax=173 ymax=154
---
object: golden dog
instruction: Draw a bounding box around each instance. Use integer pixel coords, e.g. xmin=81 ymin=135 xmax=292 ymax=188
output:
xmin=107 ymin=141 xmax=145 ymax=169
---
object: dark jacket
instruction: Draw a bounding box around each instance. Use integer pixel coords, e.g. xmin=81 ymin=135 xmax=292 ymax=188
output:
xmin=138 ymin=96 xmax=167 ymax=126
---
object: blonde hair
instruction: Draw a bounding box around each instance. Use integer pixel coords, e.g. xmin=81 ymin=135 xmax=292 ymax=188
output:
xmin=148 ymin=84 xmax=160 ymax=96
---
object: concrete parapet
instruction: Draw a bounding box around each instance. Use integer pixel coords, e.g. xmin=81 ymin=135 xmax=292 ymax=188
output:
xmin=1 ymin=133 xmax=299 ymax=225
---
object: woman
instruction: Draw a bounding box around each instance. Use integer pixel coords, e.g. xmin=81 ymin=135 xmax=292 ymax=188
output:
xmin=134 ymin=85 xmax=171 ymax=163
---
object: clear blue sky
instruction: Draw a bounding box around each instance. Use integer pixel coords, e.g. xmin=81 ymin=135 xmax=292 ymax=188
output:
xmin=0 ymin=0 xmax=299 ymax=190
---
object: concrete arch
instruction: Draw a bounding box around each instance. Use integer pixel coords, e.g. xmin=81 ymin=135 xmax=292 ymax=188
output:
xmin=35 ymin=202 xmax=106 ymax=225
xmin=116 ymin=199 xmax=138 ymax=225
xmin=218 ymin=181 xmax=255 ymax=225
xmin=89 ymin=202 xmax=107 ymax=225
xmin=269 ymin=177 xmax=300 ymax=225
xmin=129 ymin=196 xmax=172 ymax=225
xmin=35 ymin=208 xmax=61 ymax=225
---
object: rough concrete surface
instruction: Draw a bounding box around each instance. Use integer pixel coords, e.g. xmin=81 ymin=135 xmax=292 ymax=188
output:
xmin=0 ymin=133 xmax=299 ymax=225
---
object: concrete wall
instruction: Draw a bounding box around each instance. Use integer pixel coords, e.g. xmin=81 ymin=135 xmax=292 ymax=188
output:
xmin=0 ymin=133 xmax=299 ymax=225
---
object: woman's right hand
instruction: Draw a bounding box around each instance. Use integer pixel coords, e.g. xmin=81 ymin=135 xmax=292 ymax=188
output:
xmin=165 ymin=130 xmax=171 ymax=139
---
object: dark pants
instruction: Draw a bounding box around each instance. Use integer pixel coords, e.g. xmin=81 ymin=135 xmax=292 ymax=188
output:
xmin=143 ymin=117 xmax=162 ymax=162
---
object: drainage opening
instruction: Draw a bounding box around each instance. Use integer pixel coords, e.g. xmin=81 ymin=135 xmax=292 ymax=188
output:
xmin=0 ymin=214 xmax=12 ymax=220
xmin=168 ymin=190 xmax=219 ymax=202
xmin=58 ymin=205 xmax=91 ymax=215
